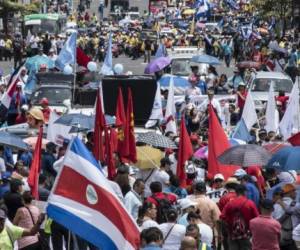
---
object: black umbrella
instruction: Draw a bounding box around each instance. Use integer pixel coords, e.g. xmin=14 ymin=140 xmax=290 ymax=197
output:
xmin=136 ymin=132 xmax=177 ymax=149
xmin=0 ymin=131 xmax=29 ymax=151
xmin=218 ymin=144 xmax=271 ymax=167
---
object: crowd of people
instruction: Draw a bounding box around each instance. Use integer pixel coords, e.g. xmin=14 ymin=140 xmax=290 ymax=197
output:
xmin=0 ymin=0 xmax=299 ymax=249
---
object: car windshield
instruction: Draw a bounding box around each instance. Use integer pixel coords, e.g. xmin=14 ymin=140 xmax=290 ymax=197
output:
xmin=32 ymin=87 xmax=71 ymax=105
xmin=252 ymin=78 xmax=293 ymax=92
xmin=171 ymin=59 xmax=191 ymax=76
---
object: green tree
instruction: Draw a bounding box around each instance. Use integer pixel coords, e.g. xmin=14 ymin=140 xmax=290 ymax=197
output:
xmin=0 ymin=0 xmax=40 ymax=33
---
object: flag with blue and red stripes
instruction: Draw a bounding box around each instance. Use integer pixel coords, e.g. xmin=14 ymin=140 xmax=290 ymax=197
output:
xmin=0 ymin=65 xmax=24 ymax=120
xmin=46 ymin=137 xmax=140 ymax=250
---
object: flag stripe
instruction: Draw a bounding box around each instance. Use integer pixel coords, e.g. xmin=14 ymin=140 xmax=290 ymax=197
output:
xmin=47 ymin=204 xmax=118 ymax=250
xmin=70 ymin=135 xmax=100 ymax=170
xmin=54 ymin=166 xmax=139 ymax=247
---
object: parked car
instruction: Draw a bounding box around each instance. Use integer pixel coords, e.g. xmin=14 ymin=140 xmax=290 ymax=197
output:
xmin=249 ymin=71 xmax=294 ymax=110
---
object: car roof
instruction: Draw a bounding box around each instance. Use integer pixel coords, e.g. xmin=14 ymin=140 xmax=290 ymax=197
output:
xmin=254 ymin=71 xmax=292 ymax=80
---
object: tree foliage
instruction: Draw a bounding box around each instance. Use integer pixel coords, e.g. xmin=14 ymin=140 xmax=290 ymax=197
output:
xmin=252 ymin=0 xmax=293 ymax=18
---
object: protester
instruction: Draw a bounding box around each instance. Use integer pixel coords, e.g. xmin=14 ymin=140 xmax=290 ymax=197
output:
xmin=185 ymin=224 xmax=212 ymax=250
xmin=0 ymin=208 xmax=45 ymax=250
xmin=125 ymin=178 xmax=145 ymax=220
xmin=13 ymin=191 xmax=41 ymax=250
xmin=187 ymin=210 xmax=213 ymax=247
xmin=158 ymin=209 xmax=186 ymax=250
xmin=138 ymin=202 xmax=159 ymax=230
xmin=220 ymin=184 xmax=259 ymax=250
xmin=250 ymin=199 xmax=281 ymax=250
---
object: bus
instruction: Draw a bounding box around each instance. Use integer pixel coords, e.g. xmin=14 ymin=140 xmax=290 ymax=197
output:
xmin=24 ymin=13 xmax=67 ymax=35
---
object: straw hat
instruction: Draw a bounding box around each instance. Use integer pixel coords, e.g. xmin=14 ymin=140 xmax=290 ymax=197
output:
xmin=27 ymin=107 xmax=44 ymax=122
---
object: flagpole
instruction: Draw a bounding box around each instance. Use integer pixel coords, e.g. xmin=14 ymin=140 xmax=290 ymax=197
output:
xmin=72 ymin=48 xmax=77 ymax=104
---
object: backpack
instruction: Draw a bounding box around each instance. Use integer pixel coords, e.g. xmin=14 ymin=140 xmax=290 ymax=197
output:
xmin=279 ymin=213 xmax=293 ymax=246
xmin=231 ymin=201 xmax=250 ymax=240
xmin=151 ymin=194 xmax=172 ymax=224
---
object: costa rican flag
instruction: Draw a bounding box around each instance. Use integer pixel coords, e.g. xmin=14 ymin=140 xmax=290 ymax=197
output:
xmin=46 ymin=137 xmax=140 ymax=250
xmin=0 ymin=65 xmax=24 ymax=120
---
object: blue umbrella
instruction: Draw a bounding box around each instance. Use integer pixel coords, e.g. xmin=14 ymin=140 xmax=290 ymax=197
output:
xmin=191 ymin=54 xmax=221 ymax=65
xmin=0 ymin=131 xmax=28 ymax=151
xmin=267 ymin=146 xmax=300 ymax=171
xmin=159 ymin=74 xmax=190 ymax=88
xmin=66 ymin=114 xmax=116 ymax=133
xmin=55 ymin=113 xmax=94 ymax=130
xmin=25 ymin=55 xmax=55 ymax=72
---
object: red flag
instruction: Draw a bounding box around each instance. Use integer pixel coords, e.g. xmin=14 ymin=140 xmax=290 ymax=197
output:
xmin=288 ymin=132 xmax=300 ymax=146
xmin=115 ymin=87 xmax=128 ymax=159
xmin=208 ymin=105 xmax=238 ymax=179
xmin=123 ymin=88 xmax=137 ymax=163
xmin=76 ymin=47 xmax=91 ymax=68
xmin=176 ymin=115 xmax=193 ymax=186
xmin=28 ymin=126 xmax=43 ymax=200
xmin=105 ymin=127 xmax=116 ymax=180
xmin=93 ymin=90 xmax=106 ymax=162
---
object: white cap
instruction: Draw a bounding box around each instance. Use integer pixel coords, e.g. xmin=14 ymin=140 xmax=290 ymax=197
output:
xmin=214 ymin=173 xmax=225 ymax=181
xmin=234 ymin=169 xmax=247 ymax=178
xmin=179 ymin=199 xmax=197 ymax=210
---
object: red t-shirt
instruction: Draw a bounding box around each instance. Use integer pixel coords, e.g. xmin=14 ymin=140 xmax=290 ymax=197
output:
xmin=220 ymin=196 xmax=259 ymax=231
xmin=250 ymin=215 xmax=281 ymax=250
xmin=276 ymin=95 xmax=289 ymax=111
xmin=237 ymin=90 xmax=248 ymax=109
xmin=146 ymin=192 xmax=177 ymax=206
xmin=218 ymin=191 xmax=237 ymax=212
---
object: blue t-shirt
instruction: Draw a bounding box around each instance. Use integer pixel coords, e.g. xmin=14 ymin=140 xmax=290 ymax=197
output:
xmin=245 ymin=182 xmax=260 ymax=207
xmin=164 ymin=186 xmax=188 ymax=199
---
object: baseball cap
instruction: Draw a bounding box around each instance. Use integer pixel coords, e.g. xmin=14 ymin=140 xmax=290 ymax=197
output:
xmin=179 ymin=199 xmax=197 ymax=210
xmin=214 ymin=173 xmax=225 ymax=181
xmin=234 ymin=169 xmax=247 ymax=178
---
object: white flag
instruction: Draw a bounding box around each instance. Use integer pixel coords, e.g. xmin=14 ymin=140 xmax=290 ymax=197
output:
xmin=47 ymin=112 xmax=72 ymax=146
xmin=164 ymin=77 xmax=177 ymax=134
xmin=145 ymin=81 xmax=163 ymax=128
xmin=241 ymin=91 xmax=258 ymax=130
xmin=279 ymin=83 xmax=300 ymax=139
xmin=265 ymin=82 xmax=279 ymax=132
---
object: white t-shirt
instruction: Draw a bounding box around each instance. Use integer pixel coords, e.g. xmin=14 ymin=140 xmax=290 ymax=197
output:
xmin=124 ymin=190 xmax=142 ymax=220
xmin=137 ymin=169 xmax=170 ymax=197
xmin=158 ymin=223 xmax=186 ymax=250
xmin=140 ymin=219 xmax=159 ymax=231
xmin=198 ymin=223 xmax=213 ymax=246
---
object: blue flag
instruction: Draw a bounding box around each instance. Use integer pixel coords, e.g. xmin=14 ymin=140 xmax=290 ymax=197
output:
xmin=101 ymin=33 xmax=113 ymax=75
xmin=155 ymin=43 xmax=166 ymax=58
xmin=231 ymin=118 xmax=252 ymax=142
xmin=55 ymin=32 xmax=77 ymax=71
xmin=225 ymin=0 xmax=239 ymax=10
